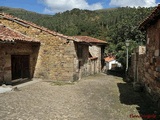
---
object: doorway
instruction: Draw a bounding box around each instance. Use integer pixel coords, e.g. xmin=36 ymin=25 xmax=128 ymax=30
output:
xmin=11 ymin=55 xmax=30 ymax=80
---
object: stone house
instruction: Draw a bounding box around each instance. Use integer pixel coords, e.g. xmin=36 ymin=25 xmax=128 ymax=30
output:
xmin=0 ymin=13 xmax=107 ymax=84
xmin=133 ymin=4 xmax=160 ymax=106
xmin=104 ymin=56 xmax=121 ymax=70
xmin=74 ymin=36 xmax=107 ymax=79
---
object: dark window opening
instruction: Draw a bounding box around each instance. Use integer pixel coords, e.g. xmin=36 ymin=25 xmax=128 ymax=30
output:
xmin=77 ymin=45 xmax=83 ymax=59
xmin=78 ymin=61 xmax=82 ymax=69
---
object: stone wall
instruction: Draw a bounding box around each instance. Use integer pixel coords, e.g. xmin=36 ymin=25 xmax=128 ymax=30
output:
xmin=73 ymin=43 xmax=89 ymax=80
xmin=89 ymin=45 xmax=102 ymax=73
xmin=130 ymin=46 xmax=160 ymax=91
xmin=130 ymin=22 xmax=160 ymax=105
xmin=137 ymin=54 xmax=145 ymax=83
xmin=0 ymin=42 xmax=39 ymax=84
xmin=0 ymin=19 xmax=77 ymax=81
xmin=0 ymin=45 xmax=5 ymax=83
xmin=88 ymin=59 xmax=98 ymax=75
xmin=73 ymin=44 xmax=103 ymax=80
xmin=129 ymin=53 xmax=136 ymax=80
xmin=144 ymin=20 xmax=160 ymax=97
xmin=81 ymin=45 xmax=90 ymax=77
xmin=129 ymin=46 xmax=146 ymax=82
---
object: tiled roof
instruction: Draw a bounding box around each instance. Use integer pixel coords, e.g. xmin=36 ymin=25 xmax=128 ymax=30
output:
xmin=139 ymin=4 xmax=160 ymax=30
xmin=104 ymin=56 xmax=115 ymax=62
xmin=0 ymin=24 xmax=39 ymax=43
xmin=0 ymin=13 xmax=74 ymax=41
xmin=74 ymin=36 xmax=107 ymax=45
xmin=0 ymin=13 xmax=107 ymax=45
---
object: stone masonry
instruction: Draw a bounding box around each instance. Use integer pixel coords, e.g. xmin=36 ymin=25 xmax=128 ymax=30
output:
xmin=0 ymin=14 xmax=77 ymax=81
xmin=0 ymin=42 xmax=39 ymax=84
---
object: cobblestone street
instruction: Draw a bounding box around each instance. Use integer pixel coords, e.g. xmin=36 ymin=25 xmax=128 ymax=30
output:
xmin=0 ymin=74 xmax=159 ymax=120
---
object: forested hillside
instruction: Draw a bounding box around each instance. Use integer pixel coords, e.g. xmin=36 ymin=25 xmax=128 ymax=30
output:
xmin=0 ymin=6 xmax=154 ymax=67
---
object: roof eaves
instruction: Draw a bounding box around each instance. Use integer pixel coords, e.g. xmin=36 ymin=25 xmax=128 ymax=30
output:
xmin=0 ymin=24 xmax=40 ymax=43
xmin=139 ymin=5 xmax=160 ymax=30
xmin=90 ymin=42 xmax=108 ymax=45
xmin=74 ymin=36 xmax=107 ymax=45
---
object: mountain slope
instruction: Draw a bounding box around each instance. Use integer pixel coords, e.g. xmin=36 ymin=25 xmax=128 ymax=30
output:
xmin=0 ymin=6 xmax=153 ymax=38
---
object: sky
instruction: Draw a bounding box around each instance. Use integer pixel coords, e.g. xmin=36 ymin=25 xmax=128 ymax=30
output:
xmin=0 ymin=0 xmax=160 ymax=14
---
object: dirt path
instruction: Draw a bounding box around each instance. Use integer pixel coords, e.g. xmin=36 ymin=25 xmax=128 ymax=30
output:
xmin=0 ymin=74 xmax=158 ymax=120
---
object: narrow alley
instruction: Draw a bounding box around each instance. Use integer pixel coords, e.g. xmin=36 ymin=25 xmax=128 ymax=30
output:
xmin=0 ymin=74 xmax=159 ymax=120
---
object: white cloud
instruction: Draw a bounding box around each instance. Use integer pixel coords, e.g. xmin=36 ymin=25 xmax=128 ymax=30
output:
xmin=40 ymin=0 xmax=103 ymax=14
xmin=109 ymin=0 xmax=157 ymax=7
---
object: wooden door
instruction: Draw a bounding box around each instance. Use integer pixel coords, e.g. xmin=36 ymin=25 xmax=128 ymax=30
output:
xmin=11 ymin=55 xmax=30 ymax=80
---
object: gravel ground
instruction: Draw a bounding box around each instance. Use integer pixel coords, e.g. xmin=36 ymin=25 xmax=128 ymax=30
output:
xmin=0 ymin=73 xmax=159 ymax=120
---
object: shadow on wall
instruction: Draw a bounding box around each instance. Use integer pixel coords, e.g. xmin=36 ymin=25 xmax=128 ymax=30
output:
xmin=117 ymin=83 xmax=160 ymax=120
xmin=32 ymin=43 xmax=40 ymax=78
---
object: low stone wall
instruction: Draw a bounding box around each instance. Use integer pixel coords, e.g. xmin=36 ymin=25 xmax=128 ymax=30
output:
xmin=130 ymin=47 xmax=160 ymax=108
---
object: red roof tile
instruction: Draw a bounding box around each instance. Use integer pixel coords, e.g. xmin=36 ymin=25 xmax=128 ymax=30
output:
xmin=139 ymin=4 xmax=160 ymax=30
xmin=74 ymin=36 xmax=107 ymax=44
xmin=104 ymin=56 xmax=115 ymax=62
xmin=0 ymin=24 xmax=39 ymax=43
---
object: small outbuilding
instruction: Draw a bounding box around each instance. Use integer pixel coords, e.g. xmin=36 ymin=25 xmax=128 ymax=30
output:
xmin=104 ymin=56 xmax=121 ymax=70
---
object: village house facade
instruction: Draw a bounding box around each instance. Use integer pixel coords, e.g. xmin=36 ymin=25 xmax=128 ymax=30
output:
xmin=104 ymin=56 xmax=122 ymax=71
xmin=0 ymin=24 xmax=40 ymax=84
xmin=0 ymin=13 xmax=107 ymax=84
xmin=74 ymin=36 xmax=107 ymax=79
xmin=131 ymin=5 xmax=160 ymax=107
